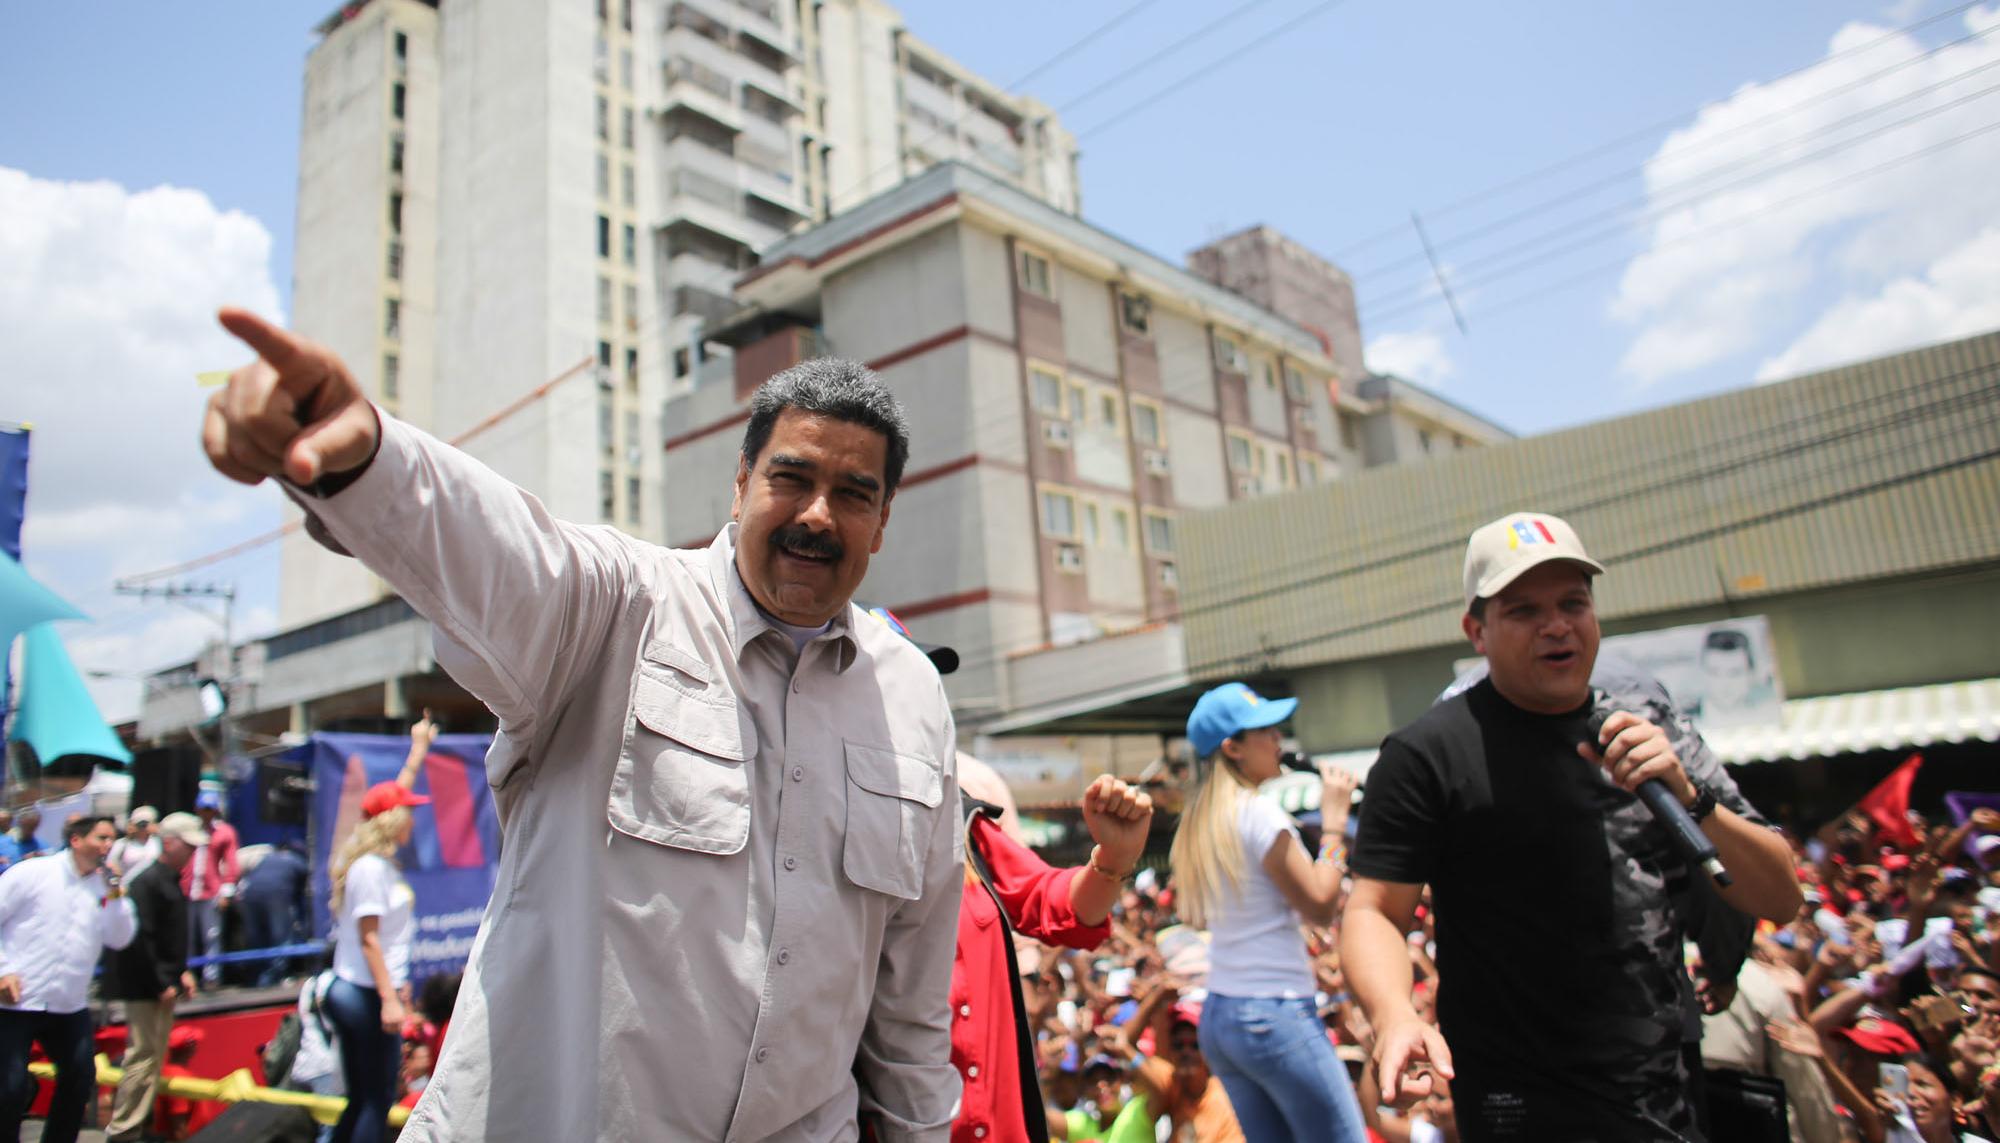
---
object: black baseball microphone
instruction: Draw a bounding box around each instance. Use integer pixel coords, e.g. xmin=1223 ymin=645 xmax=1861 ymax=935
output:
xmin=1578 ymin=690 xmax=1732 ymax=888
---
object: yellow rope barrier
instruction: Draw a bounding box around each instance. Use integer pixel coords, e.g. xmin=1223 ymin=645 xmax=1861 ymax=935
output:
xmin=30 ymin=1056 xmax=411 ymax=1128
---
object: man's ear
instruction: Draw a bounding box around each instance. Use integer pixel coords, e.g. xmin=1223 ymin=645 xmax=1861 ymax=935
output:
xmin=731 ymin=457 xmax=748 ymax=522
xmin=871 ymin=493 xmax=892 ymax=554
xmin=1461 ymin=611 xmax=1485 ymax=655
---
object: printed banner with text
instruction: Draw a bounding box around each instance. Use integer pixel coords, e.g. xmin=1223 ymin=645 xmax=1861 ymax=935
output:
xmin=301 ymin=732 xmax=501 ymax=983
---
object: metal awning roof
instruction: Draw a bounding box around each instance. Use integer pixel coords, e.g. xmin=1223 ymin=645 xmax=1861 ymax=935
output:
xmin=1704 ymin=678 xmax=2000 ymax=765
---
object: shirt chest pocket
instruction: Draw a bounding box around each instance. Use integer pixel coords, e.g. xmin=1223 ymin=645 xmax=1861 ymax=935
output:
xmin=842 ymin=742 xmax=943 ymax=900
xmin=608 ymin=643 xmax=754 ymax=856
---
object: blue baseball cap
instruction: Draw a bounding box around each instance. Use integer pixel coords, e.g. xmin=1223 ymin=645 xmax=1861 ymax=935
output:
xmin=1186 ymin=683 xmax=1297 ymax=758
xmin=195 ymin=790 xmax=224 ymax=811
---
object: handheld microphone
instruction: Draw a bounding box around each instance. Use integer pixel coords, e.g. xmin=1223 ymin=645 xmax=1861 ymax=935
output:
xmin=1279 ymin=750 xmax=1317 ymax=774
xmin=1580 ymin=694 xmax=1732 ymax=888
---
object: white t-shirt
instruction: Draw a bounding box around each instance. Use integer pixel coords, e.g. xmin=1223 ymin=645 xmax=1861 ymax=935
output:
xmin=333 ymin=853 xmax=416 ymax=989
xmin=290 ymin=970 xmax=344 ymax=1089
xmin=1204 ymin=796 xmax=1316 ymax=998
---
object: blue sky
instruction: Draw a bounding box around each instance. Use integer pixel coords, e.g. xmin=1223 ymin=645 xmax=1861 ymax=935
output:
xmin=5 ymin=0 xmax=1997 ymax=718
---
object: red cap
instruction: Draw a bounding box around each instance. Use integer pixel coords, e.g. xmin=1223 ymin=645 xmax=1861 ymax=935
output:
xmin=169 ymin=1025 xmax=205 ymax=1050
xmin=361 ymin=781 xmax=430 ymax=818
xmin=1170 ymin=999 xmax=1202 ymax=1028
xmin=1839 ymin=1016 xmax=1920 ymax=1056
xmin=1883 ymin=853 xmax=1911 ymax=872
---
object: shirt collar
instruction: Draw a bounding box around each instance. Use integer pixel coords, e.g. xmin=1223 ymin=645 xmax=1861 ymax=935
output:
xmin=708 ymin=524 xmax=859 ymax=671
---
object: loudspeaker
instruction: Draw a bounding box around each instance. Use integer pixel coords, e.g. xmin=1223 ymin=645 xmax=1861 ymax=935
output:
xmin=186 ymin=1102 xmax=319 ymax=1142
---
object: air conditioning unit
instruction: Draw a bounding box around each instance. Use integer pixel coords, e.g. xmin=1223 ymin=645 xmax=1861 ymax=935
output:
xmin=1159 ymin=562 xmax=1179 ymax=589
xmin=1043 ymin=421 xmax=1073 ymax=446
xmin=1143 ymin=450 xmax=1171 ymax=475
xmin=595 ymin=366 xmax=615 ymax=390
xmin=1055 ymin=544 xmax=1084 ymax=573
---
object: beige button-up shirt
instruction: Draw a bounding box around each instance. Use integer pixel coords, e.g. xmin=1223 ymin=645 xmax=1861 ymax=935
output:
xmin=298 ymin=415 xmax=963 ymax=1141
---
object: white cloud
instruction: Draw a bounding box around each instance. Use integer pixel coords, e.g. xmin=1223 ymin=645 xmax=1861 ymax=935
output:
xmin=1754 ymin=225 xmax=2000 ymax=381
xmin=1613 ymin=6 xmax=2000 ymax=382
xmin=0 ymin=167 xmax=285 ymax=721
xmin=1364 ymin=330 xmax=1456 ymax=387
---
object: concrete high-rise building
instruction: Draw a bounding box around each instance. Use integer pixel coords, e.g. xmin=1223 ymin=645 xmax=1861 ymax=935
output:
xmin=280 ymin=0 xmax=1080 ymax=629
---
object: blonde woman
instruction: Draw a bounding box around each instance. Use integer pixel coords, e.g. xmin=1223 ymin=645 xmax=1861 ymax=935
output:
xmin=326 ymin=721 xmax=432 ymax=1143
xmin=1169 ymin=682 xmax=1367 ymax=1143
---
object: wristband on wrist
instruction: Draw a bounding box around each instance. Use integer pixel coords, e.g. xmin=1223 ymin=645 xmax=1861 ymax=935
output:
xmin=1087 ymin=846 xmax=1133 ymax=882
xmin=1688 ymin=785 xmax=1718 ymax=822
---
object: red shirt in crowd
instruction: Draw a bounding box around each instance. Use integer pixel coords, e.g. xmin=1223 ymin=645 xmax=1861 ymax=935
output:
xmin=951 ymin=815 xmax=1111 ymax=1143
xmin=178 ymin=818 xmax=240 ymax=903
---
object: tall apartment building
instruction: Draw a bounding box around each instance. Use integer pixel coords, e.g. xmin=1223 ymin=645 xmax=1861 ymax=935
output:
xmin=665 ymin=163 xmax=1506 ymax=731
xmin=279 ymin=0 xmax=1080 ymax=630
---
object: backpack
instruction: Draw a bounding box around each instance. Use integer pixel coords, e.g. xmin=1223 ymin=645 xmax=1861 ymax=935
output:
xmin=260 ymin=1013 xmax=304 ymax=1087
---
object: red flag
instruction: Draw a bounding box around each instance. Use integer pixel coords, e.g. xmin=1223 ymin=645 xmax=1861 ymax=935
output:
xmin=1860 ymin=753 xmax=1924 ymax=850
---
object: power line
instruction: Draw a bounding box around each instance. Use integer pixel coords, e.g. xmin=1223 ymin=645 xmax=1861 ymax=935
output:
xmin=1004 ymin=0 xmax=1169 ymax=90
xmin=1351 ymin=27 xmax=2000 ymax=285
xmin=1054 ymin=0 xmax=1284 ymax=116
xmin=1330 ymin=0 xmax=1989 ymax=261
xmin=1363 ymin=112 xmax=2000 ymax=326
xmin=1073 ymin=0 xmax=1358 ymax=141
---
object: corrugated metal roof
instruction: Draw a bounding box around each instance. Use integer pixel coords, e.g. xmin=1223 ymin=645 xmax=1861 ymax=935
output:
xmin=1180 ymin=330 xmax=2000 ymax=676
xmin=1706 ymin=677 xmax=2000 ymax=765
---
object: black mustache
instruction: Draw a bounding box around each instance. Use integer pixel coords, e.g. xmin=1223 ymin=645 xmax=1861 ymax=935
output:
xmin=771 ymin=526 xmax=843 ymax=561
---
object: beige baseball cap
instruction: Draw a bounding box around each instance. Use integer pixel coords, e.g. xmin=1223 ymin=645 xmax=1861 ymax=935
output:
xmin=155 ymin=812 xmax=210 ymax=847
xmin=127 ymin=805 xmax=159 ymax=826
xmin=1463 ymin=511 xmax=1605 ymax=608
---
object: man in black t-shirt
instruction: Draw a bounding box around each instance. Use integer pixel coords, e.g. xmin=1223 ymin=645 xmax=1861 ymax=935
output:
xmin=1340 ymin=511 xmax=1804 ymax=1143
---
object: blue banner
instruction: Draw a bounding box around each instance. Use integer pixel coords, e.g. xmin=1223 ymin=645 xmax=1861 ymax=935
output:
xmin=300 ymin=732 xmax=502 ymax=984
xmin=0 ymin=426 xmax=27 ymax=738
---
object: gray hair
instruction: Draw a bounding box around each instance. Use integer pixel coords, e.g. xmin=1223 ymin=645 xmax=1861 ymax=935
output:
xmin=740 ymin=358 xmax=911 ymax=496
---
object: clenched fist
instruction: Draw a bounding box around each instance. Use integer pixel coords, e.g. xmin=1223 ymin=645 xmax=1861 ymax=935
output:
xmin=201 ymin=308 xmax=380 ymax=488
xmin=1081 ymin=775 xmax=1153 ymax=873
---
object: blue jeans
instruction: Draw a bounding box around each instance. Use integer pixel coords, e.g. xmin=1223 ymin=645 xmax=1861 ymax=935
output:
xmin=323 ymin=979 xmax=400 ymax=1143
xmin=0 ymin=1007 xmax=95 ymax=1143
xmin=1197 ymin=993 xmax=1368 ymax=1143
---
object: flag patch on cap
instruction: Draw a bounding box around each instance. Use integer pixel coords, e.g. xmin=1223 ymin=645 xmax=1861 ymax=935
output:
xmin=1508 ymin=518 xmax=1557 ymax=549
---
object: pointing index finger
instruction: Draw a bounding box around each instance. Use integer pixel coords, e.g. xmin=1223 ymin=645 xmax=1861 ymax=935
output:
xmin=218 ymin=307 xmax=306 ymax=375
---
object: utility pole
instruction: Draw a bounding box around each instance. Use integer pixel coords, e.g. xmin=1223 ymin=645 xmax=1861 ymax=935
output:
xmin=114 ymin=580 xmax=238 ymax=769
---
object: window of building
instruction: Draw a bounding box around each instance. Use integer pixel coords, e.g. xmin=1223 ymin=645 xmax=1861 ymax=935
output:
xmin=388 ymin=192 xmax=403 ymax=233
xmin=1018 ymin=249 xmax=1053 ymax=299
xmin=382 ymin=352 xmax=399 ymax=400
xmin=595 ymin=35 xmax=610 ymax=83
xmin=386 ymin=238 xmax=403 ymax=280
xmin=620 ymin=0 xmax=632 ymax=32
xmin=1276 ymin=451 xmax=1294 ymax=489
xmin=597 ymin=339 xmax=613 ymax=368
xmin=596 ymin=0 xmax=607 ymax=22
xmin=600 ymin=469 xmax=615 ymax=519
xmin=1160 ymin=561 xmax=1179 ymax=590
xmin=596 ymin=96 xmax=609 ymax=141
xmin=596 ymin=214 xmax=611 ymax=258
xmin=1066 ymin=380 xmax=1087 ymax=423
xmin=1130 ymin=399 xmax=1163 ymax=447
xmin=1030 ymin=366 xmax=1063 ymax=416
xmin=1418 ymin=428 xmax=1433 ymax=453
xmin=624 ymin=346 xmax=639 ymax=388
xmin=390 ymin=134 xmax=404 ymax=175
xmin=621 ymin=106 xmax=635 ymax=150
xmin=597 ymin=276 xmax=613 ymax=324
xmin=1097 ymin=390 xmax=1122 ymax=433
xmin=1338 ymin=411 xmax=1360 ymax=451
xmin=621 ymin=163 xmax=635 ymax=206
xmin=1039 ymin=488 xmax=1077 ymax=539
xmin=392 ymin=82 xmax=406 ymax=121
xmin=596 ymin=153 xmax=610 ymax=200
xmin=1299 ymin=455 xmax=1319 ymax=485
xmin=394 ymin=30 xmax=409 ymax=62
xmin=1225 ymin=432 xmax=1252 ymax=473
xmin=1118 ymin=291 xmax=1150 ymax=334
xmin=384 ymin=297 xmax=400 ymax=338
xmin=620 ymin=48 xmax=634 ymax=90
xmin=625 ymin=410 xmax=640 ymax=450
xmin=1107 ymin=506 xmax=1132 ymax=551
xmin=598 ymin=398 xmax=614 ymax=454
xmin=623 ymin=282 xmax=639 ymax=329
xmin=1144 ymin=511 xmax=1175 ymax=555
xmin=1213 ymin=332 xmax=1244 ymax=372
xmin=1259 ymin=359 xmax=1277 ymax=390
xmin=626 ymin=476 xmax=641 ymax=524
xmin=1283 ymin=363 xmax=1310 ymax=402
xmin=622 ymin=223 xmax=637 ymax=266
xmin=1083 ymin=501 xmax=1100 ymax=547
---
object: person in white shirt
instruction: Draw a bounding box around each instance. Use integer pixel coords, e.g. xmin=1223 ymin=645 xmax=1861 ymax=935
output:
xmin=326 ymin=781 xmax=426 ymax=1143
xmin=110 ymin=805 xmax=162 ymax=879
xmin=1169 ymin=683 xmax=1369 ymax=1143
xmin=288 ymin=969 xmax=343 ymax=1143
xmin=0 ymin=814 xmax=138 ymax=1143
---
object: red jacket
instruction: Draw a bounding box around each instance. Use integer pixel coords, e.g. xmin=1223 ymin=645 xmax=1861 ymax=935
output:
xmin=951 ymin=812 xmax=1110 ymax=1143
xmin=178 ymin=819 xmax=239 ymax=903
